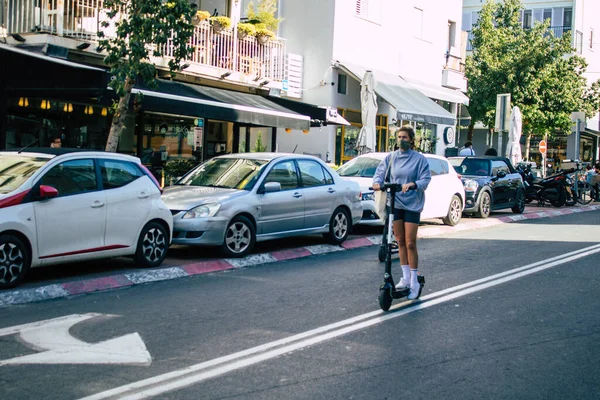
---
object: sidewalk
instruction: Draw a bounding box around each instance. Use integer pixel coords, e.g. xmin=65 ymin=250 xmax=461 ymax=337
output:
xmin=1 ymin=204 xmax=599 ymax=307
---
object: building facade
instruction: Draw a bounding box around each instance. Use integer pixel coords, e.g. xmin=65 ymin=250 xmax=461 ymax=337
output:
xmin=274 ymin=0 xmax=469 ymax=165
xmin=0 ymin=0 xmax=346 ymax=177
xmin=463 ymin=0 xmax=600 ymax=167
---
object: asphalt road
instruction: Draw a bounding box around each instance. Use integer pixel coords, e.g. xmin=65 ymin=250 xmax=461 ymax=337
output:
xmin=0 ymin=211 xmax=599 ymax=400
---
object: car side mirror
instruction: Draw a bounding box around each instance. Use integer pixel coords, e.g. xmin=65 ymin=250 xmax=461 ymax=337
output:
xmin=497 ymin=171 xmax=507 ymax=179
xmin=263 ymin=182 xmax=282 ymax=193
xmin=39 ymin=185 xmax=58 ymax=199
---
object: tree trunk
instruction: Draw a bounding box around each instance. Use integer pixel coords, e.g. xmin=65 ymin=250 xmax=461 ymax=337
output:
xmin=467 ymin=123 xmax=474 ymax=142
xmin=525 ymin=133 xmax=531 ymax=161
xmin=105 ymin=77 xmax=134 ymax=152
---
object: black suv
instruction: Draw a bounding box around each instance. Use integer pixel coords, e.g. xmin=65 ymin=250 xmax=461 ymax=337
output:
xmin=448 ymin=156 xmax=526 ymax=218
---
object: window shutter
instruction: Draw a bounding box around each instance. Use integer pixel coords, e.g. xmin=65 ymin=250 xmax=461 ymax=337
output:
xmin=356 ymin=0 xmax=368 ymax=18
xmin=284 ymin=53 xmax=303 ymax=99
xmin=552 ymin=8 xmax=563 ymax=27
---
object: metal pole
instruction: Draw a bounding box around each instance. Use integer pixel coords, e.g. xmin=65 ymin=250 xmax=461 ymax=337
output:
xmin=575 ymin=118 xmax=581 ymax=161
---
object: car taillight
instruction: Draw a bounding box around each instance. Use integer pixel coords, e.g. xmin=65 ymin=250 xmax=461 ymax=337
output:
xmin=0 ymin=190 xmax=30 ymax=209
xmin=140 ymin=164 xmax=163 ymax=194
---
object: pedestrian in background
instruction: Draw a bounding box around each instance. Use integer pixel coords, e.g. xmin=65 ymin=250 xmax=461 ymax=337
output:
xmin=50 ymin=136 xmax=62 ymax=148
xmin=372 ymin=126 xmax=431 ymax=300
xmin=484 ymin=148 xmax=498 ymax=156
xmin=459 ymin=141 xmax=475 ymax=156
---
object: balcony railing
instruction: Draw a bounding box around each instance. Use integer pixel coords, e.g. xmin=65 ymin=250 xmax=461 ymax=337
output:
xmin=0 ymin=0 xmax=286 ymax=81
xmin=466 ymin=26 xmax=582 ymax=54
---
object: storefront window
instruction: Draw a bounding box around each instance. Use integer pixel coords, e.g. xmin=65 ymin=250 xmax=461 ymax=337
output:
xmin=336 ymin=108 xmax=388 ymax=165
xmin=5 ymin=97 xmax=109 ymax=150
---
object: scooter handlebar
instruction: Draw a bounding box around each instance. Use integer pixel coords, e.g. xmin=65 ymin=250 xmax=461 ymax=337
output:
xmin=368 ymin=183 xmax=416 ymax=192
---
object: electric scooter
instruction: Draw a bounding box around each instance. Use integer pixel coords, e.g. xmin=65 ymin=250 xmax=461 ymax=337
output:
xmin=371 ymin=183 xmax=425 ymax=311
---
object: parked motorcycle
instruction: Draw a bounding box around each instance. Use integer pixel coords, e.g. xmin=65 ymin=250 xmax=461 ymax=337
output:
xmin=516 ymin=163 xmax=569 ymax=207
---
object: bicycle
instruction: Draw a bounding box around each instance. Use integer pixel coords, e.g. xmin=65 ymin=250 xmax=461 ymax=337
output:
xmin=565 ymin=161 xmax=594 ymax=205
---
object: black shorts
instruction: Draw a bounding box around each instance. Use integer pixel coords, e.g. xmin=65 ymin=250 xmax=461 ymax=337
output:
xmin=393 ymin=208 xmax=421 ymax=224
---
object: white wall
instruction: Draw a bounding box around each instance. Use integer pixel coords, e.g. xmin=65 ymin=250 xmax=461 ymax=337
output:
xmin=275 ymin=0 xmax=338 ymax=160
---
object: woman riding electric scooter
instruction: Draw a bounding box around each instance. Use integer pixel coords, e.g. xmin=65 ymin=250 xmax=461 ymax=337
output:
xmin=372 ymin=126 xmax=431 ymax=306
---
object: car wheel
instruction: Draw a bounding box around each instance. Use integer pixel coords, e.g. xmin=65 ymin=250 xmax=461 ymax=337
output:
xmin=475 ymin=191 xmax=491 ymax=219
xmin=222 ymin=215 xmax=256 ymax=258
xmin=324 ymin=207 xmax=350 ymax=245
xmin=442 ymin=195 xmax=462 ymax=226
xmin=511 ymin=189 xmax=526 ymax=214
xmin=134 ymin=222 xmax=169 ymax=268
xmin=0 ymin=234 xmax=31 ymax=290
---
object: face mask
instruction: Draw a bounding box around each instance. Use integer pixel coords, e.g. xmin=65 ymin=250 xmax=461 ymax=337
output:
xmin=399 ymin=140 xmax=411 ymax=150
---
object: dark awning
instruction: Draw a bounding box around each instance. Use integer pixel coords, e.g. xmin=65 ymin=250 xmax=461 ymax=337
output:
xmin=265 ymin=97 xmax=350 ymax=127
xmin=134 ymin=80 xmax=311 ymax=130
xmin=0 ymin=43 xmax=108 ymax=98
xmin=458 ymin=104 xmax=472 ymax=127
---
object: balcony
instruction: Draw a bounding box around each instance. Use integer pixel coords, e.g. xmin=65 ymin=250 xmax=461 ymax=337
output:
xmin=466 ymin=26 xmax=583 ymax=55
xmin=0 ymin=0 xmax=287 ymax=83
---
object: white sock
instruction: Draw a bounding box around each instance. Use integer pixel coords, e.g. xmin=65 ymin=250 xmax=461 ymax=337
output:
xmin=410 ymin=269 xmax=419 ymax=289
xmin=401 ymin=265 xmax=411 ymax=283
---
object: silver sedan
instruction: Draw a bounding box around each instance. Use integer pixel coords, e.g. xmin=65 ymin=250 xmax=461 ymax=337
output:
xmin=161 ymin=153 xmax=362 ymax=257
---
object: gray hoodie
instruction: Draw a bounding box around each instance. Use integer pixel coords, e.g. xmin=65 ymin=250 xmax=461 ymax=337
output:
xmin=372 ymin=149 xmax=431 ymax=213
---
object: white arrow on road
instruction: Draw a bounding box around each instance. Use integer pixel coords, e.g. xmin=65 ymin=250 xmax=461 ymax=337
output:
xmin=0 ymin=313 xmax=152 ymax=366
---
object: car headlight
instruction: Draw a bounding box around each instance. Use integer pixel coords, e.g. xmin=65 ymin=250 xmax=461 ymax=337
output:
xmin=182 ymin=203 xmax=221 ymax=219
xmin=464 ymin=180 xmax=479 ymax=192
xmin=362 ymin=192 xmax=375 ymax=201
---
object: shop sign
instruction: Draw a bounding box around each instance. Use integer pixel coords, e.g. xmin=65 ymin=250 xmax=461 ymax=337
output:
xmin=194 ymin=127 xmax=204 ymax=150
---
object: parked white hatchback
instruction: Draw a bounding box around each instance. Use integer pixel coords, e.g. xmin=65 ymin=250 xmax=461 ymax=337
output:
xmin=0 ymin=149 xmax=173 ymax=289
xmin=337 ymin=152 xmax=465 ymax=226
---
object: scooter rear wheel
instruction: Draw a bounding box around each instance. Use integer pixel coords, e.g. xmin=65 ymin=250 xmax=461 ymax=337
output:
xmin=379 ymin=288 xmax=393 ymax=311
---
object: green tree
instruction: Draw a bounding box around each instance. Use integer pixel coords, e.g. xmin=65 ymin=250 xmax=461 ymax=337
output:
xmin=99 ymin=0 xmax=196 ymax=152
xmin=466 ymin=0 xmax=600 ymax=153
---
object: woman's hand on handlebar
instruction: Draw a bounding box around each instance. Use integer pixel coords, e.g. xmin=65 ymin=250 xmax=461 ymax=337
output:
xmin=372 ymin=183 xmax=381 ymax=191
xmin=401 ymin=182 xmax=416 ymax=193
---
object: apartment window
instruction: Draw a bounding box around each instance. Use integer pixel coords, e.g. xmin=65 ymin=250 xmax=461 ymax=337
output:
xmin=337 ymin=74 xmax=347 ymax=95
xmin=522 ymin=10 xmax=532 ymax=29
xmin=414 ymin=7 xmax=424 ymax=39
xmin=563 ymin=7 xmax=573 ymax=29
xmin=543 ymin=9 xmax=552 ymax=23
xmin=448 ymin=20 xmax=457 ymax=53
xmin=355 ymin=0 xmax=381 ymax=24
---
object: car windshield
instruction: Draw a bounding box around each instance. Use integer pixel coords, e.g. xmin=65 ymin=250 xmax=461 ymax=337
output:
xmin=0 ymin=155 xmax=50 ymax=194
xmin=177 ymin=157 xmax=269 ymax=190
xmin=450 ymin=158 xmax=491 ymax=176
xmin=337 ymin=157 xmax=381 ymax=178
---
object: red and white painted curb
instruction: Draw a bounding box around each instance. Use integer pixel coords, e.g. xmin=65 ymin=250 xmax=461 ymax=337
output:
xmin=1 ymin=204 xmax=599 ymax=307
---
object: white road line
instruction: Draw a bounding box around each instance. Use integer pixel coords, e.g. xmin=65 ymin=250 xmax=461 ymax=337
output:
xmin=79 ymin=244 xmax=600 ymax=400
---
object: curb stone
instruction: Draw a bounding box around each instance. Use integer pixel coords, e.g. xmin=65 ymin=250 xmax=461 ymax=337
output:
xmin=1 ymin=204 xmax=599 ymax=307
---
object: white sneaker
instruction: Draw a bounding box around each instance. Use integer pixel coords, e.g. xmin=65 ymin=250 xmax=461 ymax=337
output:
xmin=407 ymin=282 xmax=422 ymax=300
xmin=395 ymin=277 xmax=410 ymax=289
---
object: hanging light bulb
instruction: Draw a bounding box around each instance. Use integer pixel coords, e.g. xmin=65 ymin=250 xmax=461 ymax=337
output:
xmin=40 ymin=99 xmax=51 ymax=110
xmin=101 ymin=107 xmax=108 ymax=117
xmin=63 ymin=103 xmax=73 ymax=113
xmin=84 ymin=105 xmax=94 ymax=115
xmin=302 ymin=129 xmax=310 ymax=134
xmin=18 ymin=97 xmax=29 ymax=107
xmin=285 ymin=128 xmax=292 ymax=134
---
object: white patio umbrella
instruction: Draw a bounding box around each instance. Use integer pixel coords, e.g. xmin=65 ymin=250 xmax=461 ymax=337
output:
xmin=357 ymin=71 xmax=378 ymax=154
xmin=506 ymin=106 xmax=523 ymax=166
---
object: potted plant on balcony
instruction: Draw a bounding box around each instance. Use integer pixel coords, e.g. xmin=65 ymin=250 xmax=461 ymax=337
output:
xmin=255 ymin=25 xmax=275 ymax=44
xmin=210 ymin=16 xmax=231 ymax=33
xmin=194 ymin=10 xmax=211 ymax=25
xmin=246 ymin=0 xmax=281 ymax=43
xmin=237 ymin=22 xmax=256 ymax=40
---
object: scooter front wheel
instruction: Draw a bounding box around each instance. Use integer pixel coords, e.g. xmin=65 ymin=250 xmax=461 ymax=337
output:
xmin=379 ymin=288 xmax=393 ymax=311
xmin=378 ymin=246 xmax=386 ymax=262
